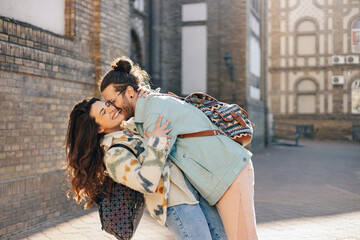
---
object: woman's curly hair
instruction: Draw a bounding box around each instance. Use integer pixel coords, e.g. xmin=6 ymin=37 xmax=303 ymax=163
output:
xmin=65 ymin=97 xmax=113 ymax=208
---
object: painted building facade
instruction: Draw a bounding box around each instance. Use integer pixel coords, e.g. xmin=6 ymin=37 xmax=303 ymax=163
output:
xmin=268 ymin=0 xmax=360 ymax=140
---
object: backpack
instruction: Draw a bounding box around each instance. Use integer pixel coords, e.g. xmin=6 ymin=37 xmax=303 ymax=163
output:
xmin=169 ymin=92 xmax=254 ymax=147
xmin=95 ymin=144 xmax=145 ymax=240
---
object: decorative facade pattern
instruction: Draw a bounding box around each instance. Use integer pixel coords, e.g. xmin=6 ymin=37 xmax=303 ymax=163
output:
xmin=289 ymin=0 xmax=324 ymax=31
xmin=269 ymin=0 xmax=360 ymax=140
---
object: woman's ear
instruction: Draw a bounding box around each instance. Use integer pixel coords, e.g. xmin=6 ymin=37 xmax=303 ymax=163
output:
xmin=98 ymin=128 xmax=105 ymax=134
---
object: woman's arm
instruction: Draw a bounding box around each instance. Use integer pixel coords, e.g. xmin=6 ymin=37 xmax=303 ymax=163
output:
xmin=104 ymin=116 xmax=171 ymax=194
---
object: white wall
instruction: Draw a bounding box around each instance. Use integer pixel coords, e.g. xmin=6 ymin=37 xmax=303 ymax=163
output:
xmin=181 ymin=25 xmax=207 ymax=94
xmin=0 ymin=0 xmax=65 ymax=35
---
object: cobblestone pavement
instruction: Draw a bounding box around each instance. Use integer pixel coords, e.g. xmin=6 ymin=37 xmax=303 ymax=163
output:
xmin=2 ymin=140 xmax=360 ymax=240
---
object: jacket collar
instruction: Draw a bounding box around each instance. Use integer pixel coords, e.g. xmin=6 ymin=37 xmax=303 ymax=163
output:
xmin=134 ymin=93 xmax=157 ymax=123
xmin=100 ymin=118 xmax=141 ymax=149
xmin=134 ymin=96 xmax=145 ymax=123
xmin=100 ymin=131 xmax=128 ymax=149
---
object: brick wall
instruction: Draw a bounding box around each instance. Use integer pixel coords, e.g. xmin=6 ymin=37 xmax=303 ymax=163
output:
xmin=0 ymin=0 xmax=131 ymax=236
xmin=99 ymin=0 xmax=131 ymax=74
xmin=274 ymin=115 xmax=356 ymax=140
xmin=156 ymin=0 xmax=183 ymax=94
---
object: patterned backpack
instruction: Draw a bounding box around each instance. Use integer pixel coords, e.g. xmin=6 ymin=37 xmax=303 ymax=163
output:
xmin=170 ymin=92 xmax=254 ymax=147
xmin=95 ymin=144 xmax=145 ymax=240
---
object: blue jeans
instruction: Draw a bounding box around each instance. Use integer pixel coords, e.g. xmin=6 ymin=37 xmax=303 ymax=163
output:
xmin=165 ymin=177 xmax=227 ymax=240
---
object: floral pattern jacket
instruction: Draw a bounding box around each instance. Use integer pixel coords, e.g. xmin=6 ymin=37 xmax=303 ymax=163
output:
xmin=101 ymin=119 xmax=171 ymax=226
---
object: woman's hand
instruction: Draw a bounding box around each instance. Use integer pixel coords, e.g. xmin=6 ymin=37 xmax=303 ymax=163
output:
xmin=144 ymin=115 xmax=172 ymax=139
xmin=137 ymin=87 xmax=152 ymax=98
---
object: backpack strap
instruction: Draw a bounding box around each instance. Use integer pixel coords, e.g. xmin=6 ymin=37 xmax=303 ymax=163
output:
xmin=178 ymin=130 xmax=219 ymax=139
xmin=151 ymin=93 xmax=219 ymax=140
xmin=109 ymin=143 xmax=137 ymax=157
xmin=164 ymin=93 xmax=219 ymax=139
xmin=96 ymin=143 xmax=137 ymax=205
xmin=167 ymin=92 xmax=185 ymax=100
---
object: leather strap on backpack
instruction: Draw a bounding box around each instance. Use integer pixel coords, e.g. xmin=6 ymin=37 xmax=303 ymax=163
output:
xmin=167 ymin=93 xmax=220 ymax=139
xmin=178 ymin=130 xmax=219 ymax=139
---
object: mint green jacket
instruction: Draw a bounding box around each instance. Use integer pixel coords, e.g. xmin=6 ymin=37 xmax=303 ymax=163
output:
xmin=134 ymin=94 xmax=253 ymax=205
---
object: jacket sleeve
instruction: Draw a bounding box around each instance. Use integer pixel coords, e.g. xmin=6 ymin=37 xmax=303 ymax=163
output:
xmin=104 ymin=136 xmax=169 ymax=194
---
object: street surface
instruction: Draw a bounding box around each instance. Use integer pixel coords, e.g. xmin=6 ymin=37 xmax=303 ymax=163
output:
xmin=2 ymin=140 xmax=360 ymax=240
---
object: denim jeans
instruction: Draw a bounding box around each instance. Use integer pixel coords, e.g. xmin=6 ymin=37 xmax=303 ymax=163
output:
xmin=165 ymin=177 xmax=227 ymax=240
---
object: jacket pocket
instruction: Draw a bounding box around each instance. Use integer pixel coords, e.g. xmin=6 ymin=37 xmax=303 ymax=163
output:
xmin=187 ymin=157 xmax=214 ymax=180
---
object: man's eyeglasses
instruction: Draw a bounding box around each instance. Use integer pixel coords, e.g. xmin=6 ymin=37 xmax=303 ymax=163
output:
xmin=105 ymin=91 xmax=122 ymax=107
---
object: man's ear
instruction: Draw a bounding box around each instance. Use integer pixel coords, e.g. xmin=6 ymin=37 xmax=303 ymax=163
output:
xmin=126 ymin=86 xmax=135 ymax=98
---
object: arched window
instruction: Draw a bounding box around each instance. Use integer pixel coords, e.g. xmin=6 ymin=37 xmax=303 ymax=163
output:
xmin=351 ymin=18 xmax=360 ymax=53
xmin=296 ymin=20 xmax=317 ymax=56
xmin=296 ymin=79 xmax=317 ymax=114
xmin=352 ymin=79 xmax=360 ymax=114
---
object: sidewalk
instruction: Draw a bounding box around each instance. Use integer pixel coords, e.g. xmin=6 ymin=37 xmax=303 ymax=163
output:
xmin=253 ymin=139 xmax=360 ymax=240
xmin=3 ymin=140 xmax=360 ymax=240
xmin=1 ymin=210 xmax=175 ymax=240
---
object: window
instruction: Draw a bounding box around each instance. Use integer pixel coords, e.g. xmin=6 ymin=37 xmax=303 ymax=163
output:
xmin=181 ymin=25 xmax=207 ymax=95
xmin=352 ymin=79 xmax=360 ymax=114
xmin=133 ymin=0 xmax=144 ymax=12
xmin=351 ymin=18 xmax=360 ymax=53
xmin=0 ymin=0 xmax=65 ymax=35
xmin=296 ymin=79 xmax=317 ymax=114
xmin=296 ymin=20 xmax=317 ymax=56
xmin=181 ymin=3 xmax=208 ymax=95
xmin=251 ymin=0 xmax=258 ymax=13
xmin=250 ymin=35 xmax=261 ymax=77
xmin=130 ymin=30 xmax=143 ymax=67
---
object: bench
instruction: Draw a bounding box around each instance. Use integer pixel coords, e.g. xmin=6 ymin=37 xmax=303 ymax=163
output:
xmin=272 ymin=122 xmax=300 ymax=146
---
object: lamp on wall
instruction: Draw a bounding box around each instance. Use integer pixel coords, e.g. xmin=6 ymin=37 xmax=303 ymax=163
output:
xmin=224 ymin=52 xmax=235 ymax=82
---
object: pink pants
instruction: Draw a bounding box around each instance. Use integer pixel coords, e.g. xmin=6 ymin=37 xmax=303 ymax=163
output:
xmin=216 ymin=160 xmax=258 ymax=240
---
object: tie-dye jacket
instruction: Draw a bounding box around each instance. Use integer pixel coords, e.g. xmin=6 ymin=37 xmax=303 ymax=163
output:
xmin=101 ymin=125 xmax=171 ymax=226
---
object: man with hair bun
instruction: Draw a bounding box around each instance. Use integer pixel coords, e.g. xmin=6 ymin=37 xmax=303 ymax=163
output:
xmin=101 ymin=56 xmax=258 ymax=240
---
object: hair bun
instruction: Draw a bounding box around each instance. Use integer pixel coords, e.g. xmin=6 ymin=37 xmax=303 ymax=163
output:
xmin=111 ymin=57 xmax=132 ymax=74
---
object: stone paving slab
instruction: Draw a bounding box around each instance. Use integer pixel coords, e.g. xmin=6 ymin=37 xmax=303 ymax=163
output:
xmin=253 ymin=139 xmax=360 ymax=240
xmin=257 ymin=211 xmax=360 ymax=240
xmin=3 ymin=209 xmax=359 ymax=240
xmin=1 ymin=210 xmax=174 ymax=240
xmin=2 ymin=140 xmax=360 ymax=240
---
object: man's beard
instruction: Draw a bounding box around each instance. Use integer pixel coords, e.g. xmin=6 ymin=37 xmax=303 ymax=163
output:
xmin=118 ymin=95 xmax=134 ymax=121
